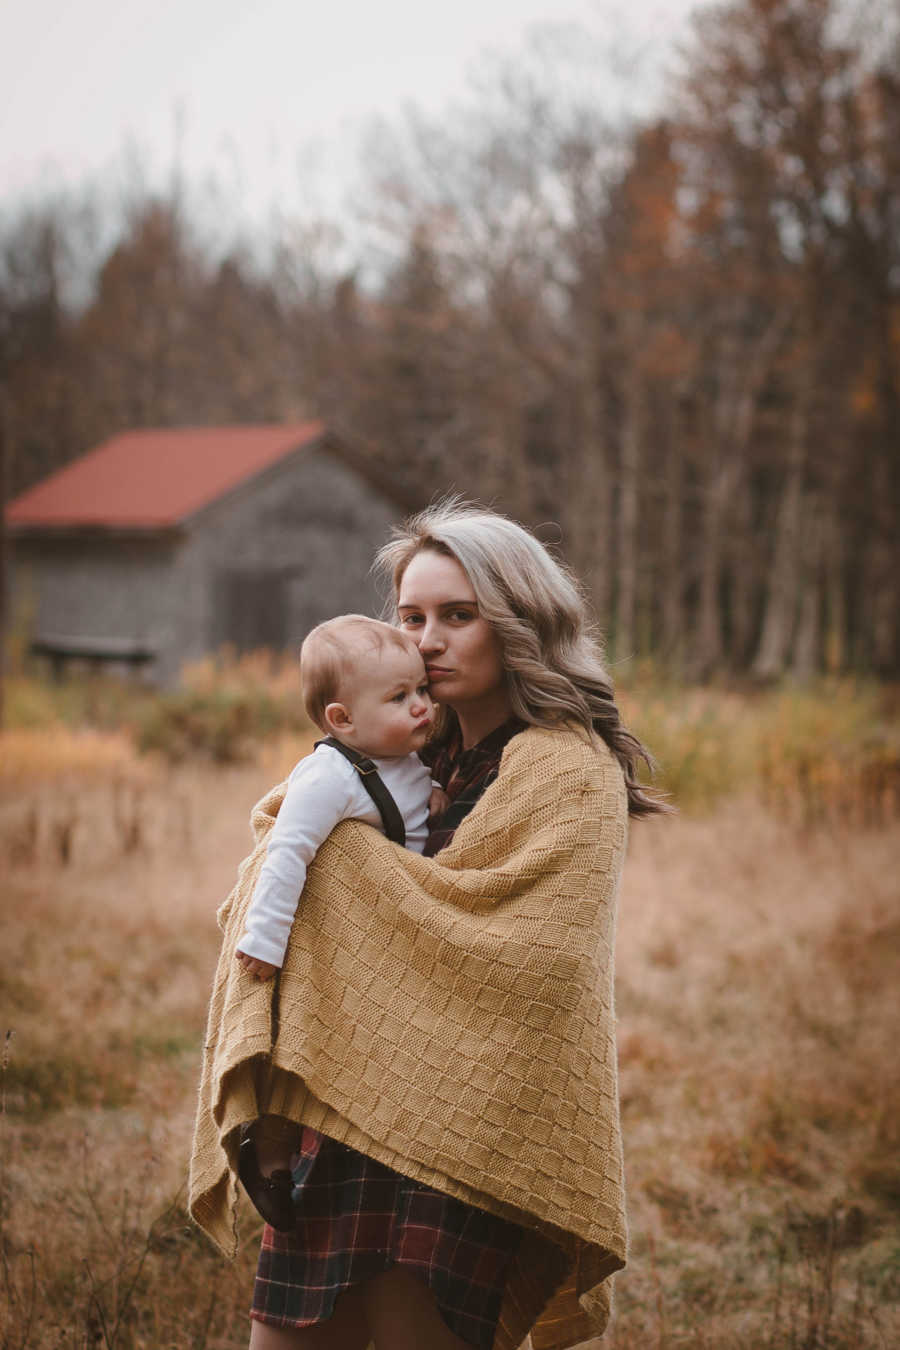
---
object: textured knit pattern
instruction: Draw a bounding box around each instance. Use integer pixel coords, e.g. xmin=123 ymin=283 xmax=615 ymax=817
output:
xmin=189 ymin=726 xmax=629 ymax=1349
xmin=251 ymin=1128 xmax=522 ymax=1348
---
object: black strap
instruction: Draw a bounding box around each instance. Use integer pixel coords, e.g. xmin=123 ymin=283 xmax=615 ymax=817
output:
xmin=315 ymin=737 xmax=407 ymax=847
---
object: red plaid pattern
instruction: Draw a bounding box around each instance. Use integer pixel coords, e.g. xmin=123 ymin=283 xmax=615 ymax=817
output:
xmin=251 ymin=1130 xmax=522 ymax=1348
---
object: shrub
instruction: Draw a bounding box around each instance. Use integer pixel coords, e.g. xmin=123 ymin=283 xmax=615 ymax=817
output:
xmin=137 ymin=684 xmax=308 ymax=763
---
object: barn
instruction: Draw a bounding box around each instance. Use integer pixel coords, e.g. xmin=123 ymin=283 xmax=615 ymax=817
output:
xmin=5 ymin=422 xmax=416 ymax=684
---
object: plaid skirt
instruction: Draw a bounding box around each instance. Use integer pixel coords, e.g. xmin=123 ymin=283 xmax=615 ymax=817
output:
xmin=251 ymin=1128 xmax=524 ymax=1349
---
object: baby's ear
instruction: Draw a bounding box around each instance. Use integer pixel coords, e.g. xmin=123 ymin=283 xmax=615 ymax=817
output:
xmin=323 ymin=702 xmax=352 ymax=735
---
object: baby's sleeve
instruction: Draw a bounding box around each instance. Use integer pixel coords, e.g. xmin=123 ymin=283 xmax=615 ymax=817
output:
xmin=236 ymin=751 xmax=356 ymax=967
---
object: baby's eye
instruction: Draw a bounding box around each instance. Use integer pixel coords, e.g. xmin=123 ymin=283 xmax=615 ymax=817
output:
xmin=391 ymin=692 xmax=406 ymax=703
xmin=417 ymin=684 xmax=429 ymax=697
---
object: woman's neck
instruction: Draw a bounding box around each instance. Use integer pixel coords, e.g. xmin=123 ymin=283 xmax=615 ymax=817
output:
xmin=453 ymin=690 xmax=515 ymax=751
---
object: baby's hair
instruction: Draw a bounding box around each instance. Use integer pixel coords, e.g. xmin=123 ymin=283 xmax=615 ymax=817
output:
xmin=300 ymin=614 xmax=418 ymax=732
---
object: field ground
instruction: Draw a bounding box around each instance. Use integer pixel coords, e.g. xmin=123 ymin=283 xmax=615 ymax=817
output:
xmin=1 ymin=732 xmax=898 ymax=1348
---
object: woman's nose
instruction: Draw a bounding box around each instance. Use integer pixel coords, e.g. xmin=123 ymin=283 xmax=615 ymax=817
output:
xmin=418 ymin=618 xmax=444 ymax=653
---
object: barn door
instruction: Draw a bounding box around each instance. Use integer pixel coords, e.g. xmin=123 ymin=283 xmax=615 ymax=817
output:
xmin=216 ymin=569 xmax=289 ymax=652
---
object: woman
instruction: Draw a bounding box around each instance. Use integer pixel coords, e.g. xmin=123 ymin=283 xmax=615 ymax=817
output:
xmin=190 ymin=500 xmax=665 ymax=1350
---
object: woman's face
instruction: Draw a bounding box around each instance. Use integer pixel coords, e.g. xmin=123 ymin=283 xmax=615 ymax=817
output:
xmin=397 ymin=550 xmax=507 ymax=713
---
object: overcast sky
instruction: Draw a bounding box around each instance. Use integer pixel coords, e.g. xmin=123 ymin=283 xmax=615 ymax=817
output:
xmin=2 ymin=0 xmax=701 ymax=226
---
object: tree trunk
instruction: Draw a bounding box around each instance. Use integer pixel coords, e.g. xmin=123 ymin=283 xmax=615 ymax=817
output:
xmin=865 ymin=448 xmax=898 ymax=674
xmin=567 ymin=377 xmax=612 ymax=633
xmin=615 ymin=357 xmax=641 ymax=660
xmin=690 ymin=388 xmax=727 ymax=681
xmin=752 ymin=379 xmax=811 ymax=679
xmin=868 ymin=305 xmax=900 ymax=673
xmin=660 ymin=395 xmax=684 ymax=665
xmin=693 ymin=467 xmax=724 ymax=679
xmin=727 ymin=487 xmax=755 ymax=669
xmin=823 ymin=509 xmax=846 ymax=673
xmin=691 ymin=308 xmax=790 ymax=679
xmin=792 ymin=504 xmax=823 ymax=679
xmin=721 ymin=308 xmax=795 ymax=674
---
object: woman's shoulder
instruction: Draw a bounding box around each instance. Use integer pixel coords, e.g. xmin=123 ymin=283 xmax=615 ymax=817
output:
xmin=500 ymin=721 xmax=623 ymax=787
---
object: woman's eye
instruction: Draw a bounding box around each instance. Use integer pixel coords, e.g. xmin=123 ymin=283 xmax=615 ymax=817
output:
xmin=450 ymin=609 xmax=474 ymax=622
xmin=400 ymin=614 xmax=423 ymax=626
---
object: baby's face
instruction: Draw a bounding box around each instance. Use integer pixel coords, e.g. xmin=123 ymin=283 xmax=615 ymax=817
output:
xmin=338 ymin=642 xmax=435 ymax=758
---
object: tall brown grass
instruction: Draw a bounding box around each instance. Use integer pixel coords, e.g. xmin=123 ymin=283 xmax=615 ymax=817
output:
xmin=619 ymin=678 xmax=900 ymax=823
xmin=6 ymin=666 xmax=899 ymax=822
xmin=1 ymin=752 xmax=299 ymax=1350
xmin=610 ymin=801 xmax=899 ymax=1348
xmin=1 ymin=683 xmax=898 ymax=1348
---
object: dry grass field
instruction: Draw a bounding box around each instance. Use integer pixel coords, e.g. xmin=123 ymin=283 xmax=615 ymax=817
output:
xmin=1 ymin=699 xmax=898 ymax=1349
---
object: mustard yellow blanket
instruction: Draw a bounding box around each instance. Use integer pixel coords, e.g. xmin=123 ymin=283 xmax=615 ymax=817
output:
xmin=189 ymin=725 xmax=629 ymax=1349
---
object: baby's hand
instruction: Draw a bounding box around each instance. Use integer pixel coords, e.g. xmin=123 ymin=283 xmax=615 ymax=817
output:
xmin=428 ymin=785 xmax=450 ymax=819
xmin=235 ymin=949 xmax=279 ymax=981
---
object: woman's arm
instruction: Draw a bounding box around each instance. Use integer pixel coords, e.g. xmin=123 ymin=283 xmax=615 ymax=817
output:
xmin=300 ymin=727 xmax=626 ymax=921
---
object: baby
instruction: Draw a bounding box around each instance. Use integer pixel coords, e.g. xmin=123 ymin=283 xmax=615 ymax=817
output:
xmin=234 ymin=614 xmax=444 ymax=1228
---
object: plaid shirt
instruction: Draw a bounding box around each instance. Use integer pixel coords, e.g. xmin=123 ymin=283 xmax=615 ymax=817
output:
xmin=251 ymin=718 xmax=527 ymax=1348
xmin=423 ymin=718 xmax=526 ymax=856
xmin=252 ymin=1130 xmax=523 ymax=1348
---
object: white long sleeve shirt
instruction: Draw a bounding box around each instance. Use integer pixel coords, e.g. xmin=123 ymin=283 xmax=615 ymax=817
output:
xmin=237 ymin=741 xmax=434 ymax=968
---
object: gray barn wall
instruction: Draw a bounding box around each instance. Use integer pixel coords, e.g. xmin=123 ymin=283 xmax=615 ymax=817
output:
xmin=10 ymin=444 xmax=410 ymax=685
xmin=180 ymin=447 xmax=401 ymax=676
xmin=10 ymin=534 xmax=185 ymax=678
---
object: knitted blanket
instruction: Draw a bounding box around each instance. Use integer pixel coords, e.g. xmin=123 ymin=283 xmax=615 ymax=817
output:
xmin=189 ymin=725 xmax=629 ymax=1349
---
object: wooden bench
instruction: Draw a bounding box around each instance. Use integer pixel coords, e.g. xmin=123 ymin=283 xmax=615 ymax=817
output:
xmin=30 ymin=635 xmax=157 ymax=680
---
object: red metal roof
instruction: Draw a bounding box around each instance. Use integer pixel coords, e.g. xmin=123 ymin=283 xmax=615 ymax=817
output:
xmin=6 ymin=422 xmax=326 ymax=530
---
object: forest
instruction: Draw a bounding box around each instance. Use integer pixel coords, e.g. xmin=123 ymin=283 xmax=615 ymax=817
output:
xmin=1 ymin=0 xmax=898 ymax=678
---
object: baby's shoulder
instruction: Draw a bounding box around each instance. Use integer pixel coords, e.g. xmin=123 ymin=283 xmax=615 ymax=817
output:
xmin=286 ymin=741 xmax=358 ymax=790
xmin=290 ymin=740 xmax=333 ymax=770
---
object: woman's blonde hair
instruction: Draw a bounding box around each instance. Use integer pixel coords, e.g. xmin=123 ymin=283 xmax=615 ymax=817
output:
xmin=375 ymin=498 xmax=667 ymax=818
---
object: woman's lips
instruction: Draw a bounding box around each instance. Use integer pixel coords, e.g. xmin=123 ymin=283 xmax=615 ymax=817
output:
xmin=426 ymin=666 xmax=452 ymax=680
